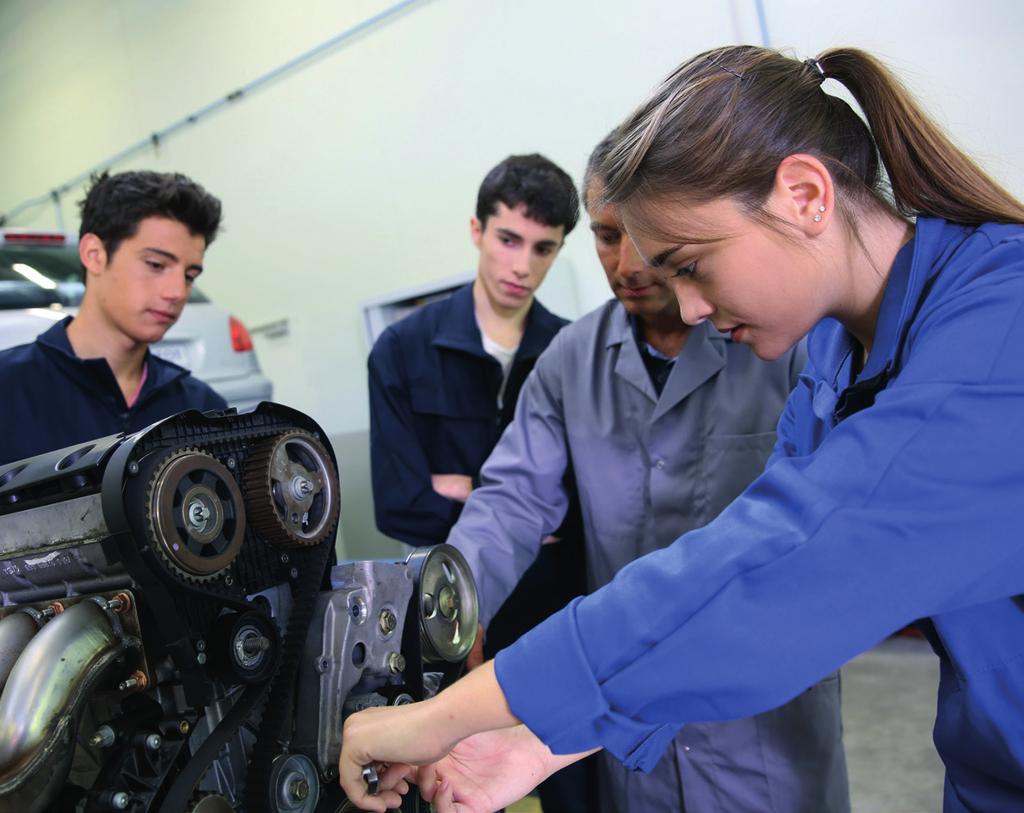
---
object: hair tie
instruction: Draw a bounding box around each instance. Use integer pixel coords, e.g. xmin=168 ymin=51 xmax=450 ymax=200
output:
xmin=803 ymin=58 xmax=826 ymax=85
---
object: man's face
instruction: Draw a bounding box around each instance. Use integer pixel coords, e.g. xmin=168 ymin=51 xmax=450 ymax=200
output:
xmin=587 ymin=184 xmax=679 ymax=322
xmin=80 ymin=216 xmax=206 ymax=345
xmin=470 ymin=202 xmax=564 ymax=313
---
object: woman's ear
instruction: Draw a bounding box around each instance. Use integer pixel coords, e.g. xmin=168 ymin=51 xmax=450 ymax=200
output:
xmin=770 ymin=154 xmax=834 ymax=236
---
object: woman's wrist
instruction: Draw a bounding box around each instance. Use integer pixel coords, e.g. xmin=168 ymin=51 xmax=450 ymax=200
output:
xmin=423 ymin=660 xmax=519 ymax=745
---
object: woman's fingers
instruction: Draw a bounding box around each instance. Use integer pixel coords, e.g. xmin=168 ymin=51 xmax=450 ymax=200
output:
xmin=379 ymin=762 xmax=415 ymax=794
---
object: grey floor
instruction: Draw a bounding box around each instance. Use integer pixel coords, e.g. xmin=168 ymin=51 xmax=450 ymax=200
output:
xmin=842 ymin=636 xmax=945 ymax=812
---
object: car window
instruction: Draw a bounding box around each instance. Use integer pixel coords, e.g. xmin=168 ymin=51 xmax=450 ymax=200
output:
xmin=0 ymin=245 xmax=208 ymax=309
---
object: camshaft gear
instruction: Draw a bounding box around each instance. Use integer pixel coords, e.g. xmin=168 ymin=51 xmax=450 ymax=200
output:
xmin=146 ymin=448 xmax=246 ymax=583
xmin=243 ymin=430 xmax=340 ymax=548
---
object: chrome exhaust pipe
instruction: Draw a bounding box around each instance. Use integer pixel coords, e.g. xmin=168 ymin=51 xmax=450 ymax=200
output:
xmin=0 ymin=611 xmax=42 ymax=692
xmin=0 ymin=599 xmax=131 ymax=812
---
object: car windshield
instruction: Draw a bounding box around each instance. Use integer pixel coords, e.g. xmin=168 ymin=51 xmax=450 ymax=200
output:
xmin=0 ymin=244 xmax=208 ymax=309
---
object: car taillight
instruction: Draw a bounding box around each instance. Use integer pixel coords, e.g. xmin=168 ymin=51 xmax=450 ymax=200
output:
xmin=230 ymin=316 xmax=254 ymax=352
xmin=2 ymin=232 xmax=67 ymax=245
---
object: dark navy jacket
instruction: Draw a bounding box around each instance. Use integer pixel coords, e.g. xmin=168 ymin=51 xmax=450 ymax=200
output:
xmin=497 ymin=218 xmax=1024 ymax=813
xmin=368 ymin=283 xmax=568 ymax=547
xmin=0 ymin=318 xmax=226 ymax=466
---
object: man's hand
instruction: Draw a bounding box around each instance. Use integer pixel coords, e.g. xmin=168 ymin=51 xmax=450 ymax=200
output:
xmin=432 ymin=474 xmax=474 ymax=503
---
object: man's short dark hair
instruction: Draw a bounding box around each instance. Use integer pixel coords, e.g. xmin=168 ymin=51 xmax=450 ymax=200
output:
xmin=476 ymin=154 xmax=579 ymax=236
xmin=78 ymin=171 xmax=223 ymax=273
xmin=583 ymin=130 xmax=619 ymax=212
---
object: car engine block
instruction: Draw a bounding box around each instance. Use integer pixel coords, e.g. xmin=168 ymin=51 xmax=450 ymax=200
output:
xmin=0 ymin=403 xmax=477 ymax=813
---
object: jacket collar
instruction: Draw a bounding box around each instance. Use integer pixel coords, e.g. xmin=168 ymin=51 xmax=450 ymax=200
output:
xmin=813 ymin=217 xmax=972 ymax=420
xmin=37 ymin=316 xmax=189 ymax=408
xmin=432 ymin=282 xmax=564 ymax=362
xmin=607 ymin=302 xmax=727 ymax=419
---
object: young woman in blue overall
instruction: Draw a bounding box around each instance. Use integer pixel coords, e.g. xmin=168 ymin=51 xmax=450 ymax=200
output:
xmin=338 ymin=46 xmax=1024 ymax=813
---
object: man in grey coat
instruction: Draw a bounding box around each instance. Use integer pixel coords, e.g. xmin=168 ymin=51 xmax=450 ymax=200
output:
xmin=447 ymin=135 xmax=850 ymax=813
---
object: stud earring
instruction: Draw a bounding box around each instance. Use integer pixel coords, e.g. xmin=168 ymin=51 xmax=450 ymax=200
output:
xmin=813 ymin=204 xmax=826 ymax=223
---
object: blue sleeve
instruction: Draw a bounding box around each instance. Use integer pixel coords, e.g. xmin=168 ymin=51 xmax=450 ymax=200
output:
xmin=367 ymin=329 xmax=461 ymax=546
xmin=448 ymin=334 xmax=572 ymax=626
xmin=496 ymin=262 xmax=1024 ymax=770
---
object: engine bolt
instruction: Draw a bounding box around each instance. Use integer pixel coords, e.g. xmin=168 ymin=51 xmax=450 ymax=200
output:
xmin=197 ymin=652 xmax=207 ymax=665
xmin=280 ymin=553 xmax=290 ymax=564
xmin=289 ymin=778 xmax=310 ymax=802
xmin=242 ymin=635 xmax=270 ymax=655
xmin=226 ymin=457 xmax=237 ymax=470
xmin=128 ymin=461 xmax=139 ymax=475
xmin=196 ymin=639 xmax=207 ymax=652
xmin=378 ymin=609 xmax=397 ymax=636
xmin=290 ymin=567 xmax=299 ymax=580
xmin=387 ymin=652 xmax=406 ymax=675
xmin=145 ymin=733 xmax=162 ymax=751
xmin=118 ymin=671 xmax=148 ymax=692
xmin=111 ymin=791 xmax=130 ymax=810
xmin=89 ymin=725 xmax=116 ymax=748
xmin=45 ymin=601 xmax=65 ymax=617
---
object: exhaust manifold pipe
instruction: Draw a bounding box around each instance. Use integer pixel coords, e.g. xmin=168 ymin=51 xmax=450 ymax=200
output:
xmin=0 ymin=599 xmax=132 ymax=813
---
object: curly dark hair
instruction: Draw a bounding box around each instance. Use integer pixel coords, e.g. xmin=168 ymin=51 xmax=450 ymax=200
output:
xmin=78 ymin=171 xmax=223 ymax=280
xmin=476 ymin=154 xmax=579 ymax=236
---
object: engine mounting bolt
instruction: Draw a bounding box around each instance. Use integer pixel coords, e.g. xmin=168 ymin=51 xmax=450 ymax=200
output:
xmin=378 ymin=609 xmax=398 ymax=636
xmin=197 ymin=652 xmax=207 ymax=665
xmin=224 ymin=575 xmax=235 ymax=587
xmin=46 ymin=601 xmax=65 ymax=616
xmin=128 ymin=461 xmax=139 ymax=475
xmin=316 ymin=656 xmax=330 ymax=673
xmin=196 ymin=639 xmax=207 ymax=651
xmin=145 ymin=733 xmax=162 ymax=751
xmin=178 ymin=720 xmax=191 ymax=735
xmin=387 ymin=652 xmax=406 ymax=675
xmin=108 ymin=592 xmax=132 ymax=613
xmin=290 ymin=567 xmax=299 ymax=579
xmin=280 ymin=553 xmax=290 ymax=564
xmin=118 ymin=671 xmax=148 ymax=692
xmin=111 ymin=791 xmax=130 ymax=810
xmin=226 ymin=457 xmax=237 ymax=470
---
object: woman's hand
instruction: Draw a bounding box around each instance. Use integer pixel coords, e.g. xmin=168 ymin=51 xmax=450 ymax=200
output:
xmin=416 ymin=725 xmax=557 ymax=813
xmin=338 ymin=700 xmax=457 ymax=812
xmin=338 ymin=662 xmax=521 ymax=811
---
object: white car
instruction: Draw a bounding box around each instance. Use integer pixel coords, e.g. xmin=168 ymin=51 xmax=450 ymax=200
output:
xmin=0 ymin=229 xmax=272 ymax=410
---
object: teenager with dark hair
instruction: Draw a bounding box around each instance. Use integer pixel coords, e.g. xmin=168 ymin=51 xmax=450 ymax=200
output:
xmin=0 ymin=170 xmax=226 ymax=465
xmin=367 ymin=153 xmax=585 ymax=810
xmin=341 ymin=46 xmax=1024 ymax=813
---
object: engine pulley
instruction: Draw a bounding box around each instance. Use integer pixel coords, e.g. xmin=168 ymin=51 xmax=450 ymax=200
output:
xmin=410 ymin=545 xmax=479 ymax=663
xmin=243 ymin=431 xmax=340 ymax=548
xmin=146 ymin=449 xmax=246 ymax=582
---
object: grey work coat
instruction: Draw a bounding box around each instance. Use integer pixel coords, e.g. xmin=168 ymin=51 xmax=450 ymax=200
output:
xmin=449 ymin=300 xmax=849 ymax=813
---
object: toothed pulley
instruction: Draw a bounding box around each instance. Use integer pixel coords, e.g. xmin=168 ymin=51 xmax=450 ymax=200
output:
xmin=244 ymin=430 xmax=339 ymax=548
xmin=147 ymin=449 xmax=246 ymax=582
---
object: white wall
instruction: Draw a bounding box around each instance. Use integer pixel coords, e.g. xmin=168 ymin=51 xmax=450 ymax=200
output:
xmin=2 ymin=0 xmax=1021 ymax=551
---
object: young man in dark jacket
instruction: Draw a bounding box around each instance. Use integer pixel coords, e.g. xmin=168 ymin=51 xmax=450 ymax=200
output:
xmin=0 ymin=171 xmax=227 ymax=466
xmin=367 ymin=153 xmax=593 ymax=812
